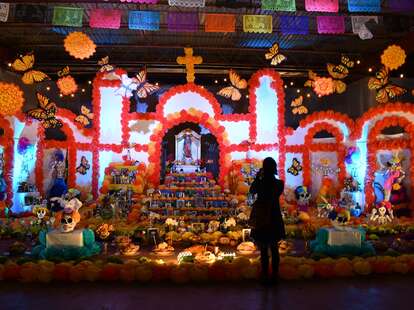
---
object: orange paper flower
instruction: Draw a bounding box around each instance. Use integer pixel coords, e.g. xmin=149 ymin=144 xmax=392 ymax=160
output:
xmin=0 ymin=82 xmax=25 ymax=116
xmin=313 ymin=77 xmax=334 ymax=97
xmin=64 ymin=32 xmax=96 ymax=60
xmin=57 ymin=75 xmax=78 ymax=96
xmin=381 ymin=45 xmax=406 ymax=71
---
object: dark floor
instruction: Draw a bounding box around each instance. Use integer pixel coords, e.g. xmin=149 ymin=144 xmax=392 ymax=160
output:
xmin=0 ymin=276 xmax=412 ymax=310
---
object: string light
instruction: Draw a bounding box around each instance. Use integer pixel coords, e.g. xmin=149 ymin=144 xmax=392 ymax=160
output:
xmin=7 ymin=63 xmax=12 ymax=67
xmin=201 ymin=85 xmax=204 ymax=89
xmin=306 ymin=93 xmax=311 ymax=98
xmin=46 ymin=86 xmax=51 ymax=91
xmin=400 ymin=73 xmax=404 ymax=78
xmin=81 ymin=88 xmax=86 ymax=93
xmin=223 ymin=78 xmax=227 ymax=82
xmin=296 ymin=89 xmax=300 ymax=93
xmin=290 ymin=81 xmax=294 ymax=86
xmin=155 ymin=82 xmax=159 ymax=86
xmin=368 ymin=68 xmax=373 ymax=72
xmin=214 ymin=80 xmax=218 ymax=84
xmin=284 ymin=85 xmax=287 ymax=89
xmin=70 ymin=93 xmax=75 ymax=98
xmin=59 ymin=94 xmax=63 ymax=98
xmin=356 ymin=60 xmax=361 ymax=65
xmin=88 ymin=80 xmax=92 ymax=84
xmin=246 ymin=94 xmax=249 ymax=98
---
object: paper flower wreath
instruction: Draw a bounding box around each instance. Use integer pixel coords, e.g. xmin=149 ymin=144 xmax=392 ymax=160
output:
xmin=64 ymin=32 xmax=96 ymax=60
xmin=381 ymin=45 xmax=406 ymax=71
xmin=57 ymin=75 xmax=78 ymax=96
xmin=0 ymin=82 xmax=25 ymax=116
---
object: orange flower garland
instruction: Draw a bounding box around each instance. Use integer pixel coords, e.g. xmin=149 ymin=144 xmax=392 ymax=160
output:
xmin=0 ymin=82 xmax=25 ymax=116
xmin=57 ymin=75 xmax=78 ymax=96
xmin=64 ymin=32 xmax=96 ymax=60
xmin=381 ymin=45 xmax=406 ymax=71
xmin=313 ymin=77 xmax=335 ymax=97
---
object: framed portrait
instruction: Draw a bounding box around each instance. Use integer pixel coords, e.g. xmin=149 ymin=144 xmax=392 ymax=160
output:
xmin=147 ymin=228 xmax=160 ymax=245
xmin=242 ymin=228 xmax=252 ymax=242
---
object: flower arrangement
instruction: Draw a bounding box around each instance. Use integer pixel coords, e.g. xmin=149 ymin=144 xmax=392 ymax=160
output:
xmin=64 ymin=32 xmax=96 ymax=60
xmin=313 ymin=77 xmax=335 ymax=97
xmin=57 ymin=75 xmax=78 ymax=96
xmin=381 ymin=45 xmax=406 ymax=71
xmin=0 ymin=82 xmax=25 ymax=116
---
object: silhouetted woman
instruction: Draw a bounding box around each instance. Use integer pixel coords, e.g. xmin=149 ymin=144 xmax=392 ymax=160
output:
xmin=249 ymin=157 xmax=285 ymax=284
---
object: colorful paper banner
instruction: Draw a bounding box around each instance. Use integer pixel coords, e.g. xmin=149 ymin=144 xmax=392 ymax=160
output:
xmin=317 ymin=15 xmax=345 ymax=34
xmin=120 ymin=0 xmax=158 ymax=3
xmin=262 ymin=0 xmax=296 ymax=11
xmin=14 ymin=4 xmax=46 ymax=23
xmin=129 ymin=11 xmax=160 ymax=31
xmin=388 ymin=0 xmax=414 ymax=11
xmin=348 ymin=0 xmax=381 ymax=12
xmin=168 ymin=12 xmax=199 ymax=32
xmin=205 ymin=14 xmax=236 ymax=32
xmin=305 ymin=0 xmax=338 ymax=12
xmin=168 ymin=0 xmax=205 ymax=7
xmin=280 ymin=15 xmax=309 ymax=35
xmin=0 ymin=3 xmax=9 ymax=22
xmin=90 ymin=9 xmax=121 ymax=29
xmin=52 ymin=7 xmax=83 ymax=27
xmin=243 ymin=15 xmax=273 ymax=33
xmin=351 ymin=16 xmax=378 ymax=40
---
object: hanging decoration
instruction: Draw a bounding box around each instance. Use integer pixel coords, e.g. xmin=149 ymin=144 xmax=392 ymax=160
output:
xmin=0 ymin=82 xmax=25 ymax=116
xmin=265 ymin=43 xmax=286 ymax=66
xmin=305 ymin=0 xmax=338 ymax=12
xmin=0 ymin=3 xmax=10 ymax=22
xmin=176 ymin=47 xmax=203 ymax=83
xmin=205 ymin=14 xmax=236 ymax=33
xmin=168 ymin=0 xmax=205 ymax=7
xmin=291 ymin=96 xmax=308 ymax=115
xmin=351 ymin=16 xmax=378 ymax=40
xmin=56 ymin=66 xmax=78 ymax=96
xmin=348 ymin=0 xmax=381 ymax=12
xmin=120 ymin=0 xmax=158 ymax=3
xmin=279 ymin=15 xmax=309 ymax=35
xmin=305 ymin=72 xmax=334 ymax=97
xmin=262 ymin=0 xmax=296 ymax=11
xmin=389 ymin=0 xmax=414 ymax=11
xmin=89 ymin=9 xmax=121 ymax=30
xmin=368 ymin=66 xmax=406 ymax=104
xmin=52 ymin=6 xmax=83 ymax=27
xmin=217 ymin=69 xmax=247 ymax=101
xmin=134 ymin=67 xmax=160 ymax=98
xmin=76 ymin=156 xmax=90 ymax=175
xmin=14 ymin=4 xmax=46 ymax=23
xmin=381 ymin=45 xmax=406 ymax=71
xmin=167 ymin=12 xmax=198 ymax=32
xmin=312 ymin=158 xmax=339 ymax=177
xmin=27 ymin=93 xmax=62 ymax=128
xmin=10 ymin=53 xmax=49 ymax=85
xmin=317 ymin=16 xmax=345 ymax=34
xmin=129 ymin=11 xmax=160 ymax=31
xmin=75 ymin=105 xmax=94 ymax=127
xmin=64 ymin=32 xmax=96 ymax=60
xmin=287 ymin=158 xmax=302 ymax=176
xmin=243 ymin=15 xmax=272 ymax=33
xmin=327 ymin=56 xmax=354 ymax=80
xmin=98 ymin=56 xmax=115 ymax=73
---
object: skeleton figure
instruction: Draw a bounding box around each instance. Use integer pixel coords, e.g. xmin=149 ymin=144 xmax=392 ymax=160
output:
xmin=53 ymin=198 xmax=83 ymax=233
xmin=370 ymin=201 xmax=394 ymax=225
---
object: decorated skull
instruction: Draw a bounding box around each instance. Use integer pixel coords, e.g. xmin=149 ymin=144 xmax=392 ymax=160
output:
xmin=54 ymin=198 xmax=83 ymax=233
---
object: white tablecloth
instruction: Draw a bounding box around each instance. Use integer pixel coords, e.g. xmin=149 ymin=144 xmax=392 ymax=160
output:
xmin=46 ymin=229 xmax=84 ymax=248
xmin=326 ymin=227 xmax=361 ymax=247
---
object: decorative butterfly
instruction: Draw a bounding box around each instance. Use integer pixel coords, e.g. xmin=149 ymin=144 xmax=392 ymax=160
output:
xmin=265 ymin=43 xmax=287 ymax=66
xmin=135 ymin=67 xmax=160 ymax=99
xmin=287 ymin=158 xmax=302 ymax=176
xmin=217 ymin=69 xmax=247 ymax=101
xmin=75 ymin=105 xmax=94 ymax=127
xmin=327 ymin=55 xmax=354 ymax=80
xmin=11 ymin=53 xmax=49 ymax=85
xmin=368 ymin=66 xmax=406 ymax=104
xmin=76 ymin=156 xmax=90 ymax=175
xmin=98 ymin=56 xmax=114 ymax=73
xmin=116 ymin=74 xmax=139 ymax=98
xmin=27 ymin=93 xmax=62 ymax=128
xmin=57 ymin=66 xmax=70 ymax=77
xmin=291 ymin=96 xmax=308 ymax=115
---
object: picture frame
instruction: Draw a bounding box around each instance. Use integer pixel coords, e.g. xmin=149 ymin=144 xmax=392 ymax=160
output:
xmin=242 ymin=228 xmax=251 ymax=242
xmin=191 ymin=223 xmax=205 ymax=234
xmin=176 ymin=199 xmax=185 ymax=208
xmin=147 ymin=228 xmax=160 ymax=245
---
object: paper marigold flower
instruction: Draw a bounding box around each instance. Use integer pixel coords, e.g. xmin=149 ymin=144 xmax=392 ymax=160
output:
xmin=57 ymin=75 xmax=78 ymax=95
xmin=313 ymin=77 xmax=335 ymax=97
xmin=381 ymin=45 xmax=406 ymax=71
xmin=0 ymin=82 xmax=25 ymax=116
xmin=64 ymin=32 xmax=96 ymax=60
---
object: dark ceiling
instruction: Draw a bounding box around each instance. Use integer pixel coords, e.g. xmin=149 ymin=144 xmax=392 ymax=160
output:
xmin=0 ymin=0 xmax=413 ymax=84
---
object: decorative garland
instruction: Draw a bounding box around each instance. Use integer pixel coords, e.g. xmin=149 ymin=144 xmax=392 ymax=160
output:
xmin=0 ymin=118 xmax=14 ymax=205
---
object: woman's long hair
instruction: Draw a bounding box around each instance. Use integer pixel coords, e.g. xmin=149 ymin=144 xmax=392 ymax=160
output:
xmin=262 ymin=157 xmax=277 ymax=176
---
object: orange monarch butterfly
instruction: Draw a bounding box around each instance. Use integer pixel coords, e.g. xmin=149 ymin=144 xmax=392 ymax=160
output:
xmin=135 ymin=67 xmax=160 ymax=99
xmin=288 ymin=158 xmax=302 ymax=176
xmin=11 ymin=53 xmax=49 ymax=85
xmin=265 ymin=43 xmax=287 ymax=66
xmin=217 ymin=69 xmax=248 ymax=101
xmin=27 ymin=93 xmax=62 ymax=128
xmin=291 ymin=96 xmax=308 ymax=115
xmin=75 ymin=105 xmax=94 ymax=127
xmin=368 ymin=66 xmax=406 ymax=104
xmin=98 ymin=56 xmax=114 ymax=73
xmin=327 ymin=55 xmax=354 ymax=80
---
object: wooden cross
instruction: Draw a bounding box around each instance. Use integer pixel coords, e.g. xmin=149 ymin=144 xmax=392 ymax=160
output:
xmin=176 ymin=47 xmax=203 ymax=83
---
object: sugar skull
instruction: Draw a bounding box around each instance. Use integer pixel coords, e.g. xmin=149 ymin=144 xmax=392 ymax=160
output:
xmin=54 ymin=198 xmax=83 ymax=233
